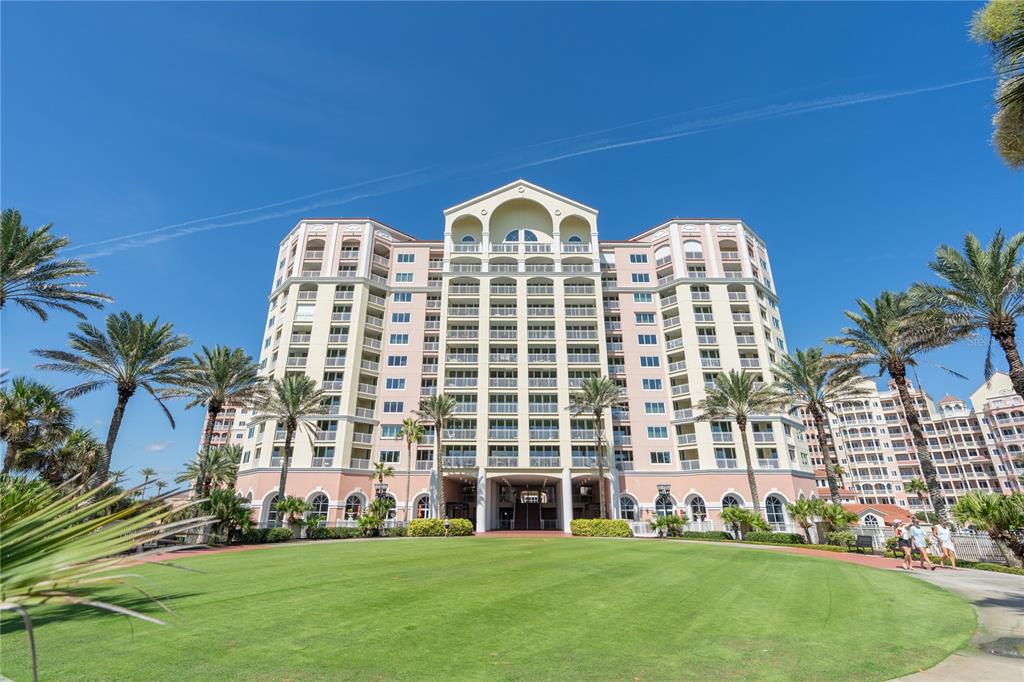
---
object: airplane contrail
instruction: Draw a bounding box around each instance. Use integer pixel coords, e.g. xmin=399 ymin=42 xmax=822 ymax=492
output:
xmin=76 ymin=75 xmax=992 ymax=259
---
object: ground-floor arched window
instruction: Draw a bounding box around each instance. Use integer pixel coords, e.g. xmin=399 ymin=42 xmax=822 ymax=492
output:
xmin=765 ymin=495 xmax=785 ymax=525
xmin=655 ymin=495 xmax=674 ymax=517
xmin=344 ymin=494 xmax=363 ymax=519
xmin=266 ymin=494 xmax=280 ymax=527
xmin=308 ymin=492 xmax=329 ymax=524
xmin=416 ymin=495 xmax=431 ymax=519
xmin=619 ymin=496 xmax=637 ymax=520
xmin=689 ymin=496 xmax=707 ymax=521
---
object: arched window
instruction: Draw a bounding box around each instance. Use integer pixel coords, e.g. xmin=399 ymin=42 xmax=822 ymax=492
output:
xmin=344 ymin=494 xmax=363 ymax=519
xmin=863 ymin=514 xmax=880 ymax=527
xmin=619 ymin=496 xmax=637 ymax=520
xmin=416 ymin=495 xmax=431 ymax=519
xmin=567 ymin=234 xmax=583 ymax=243
xmin=308 ymin=493 xmax=329 ymax=524
xmin=522 ymin=229 xmax=538 ymax=242
xmin=655 ymin=495 xmax=674 ymax=517
xmin=382 ymin=494 xmax=398 ymax=519
xmin=689 ymin=496 xmax=707 ymax=521
xmin=683 ymin=240 xmax=704 ymax=259
xmin=266 ymin=494 xmax=280 ymax=527
xmin=722 ymin=494 xmax=742 ymax=509
xmin=461 ymin=235 xmax=476 ymax=242
xmin=765 ymin=495 xmax=785 ymax=526
xmin=504 ymin=230 xmax=519 ymax=242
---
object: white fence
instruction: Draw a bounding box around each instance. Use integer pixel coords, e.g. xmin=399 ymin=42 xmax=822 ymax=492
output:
xmin=847 ymin=525 xmax=1010 ymax=564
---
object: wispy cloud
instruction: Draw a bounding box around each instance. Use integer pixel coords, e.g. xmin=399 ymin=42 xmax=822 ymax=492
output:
xmin=73 ymin=75 xmax=991 ymax=259
xmin=144 ymin=440 xmax=173 ymax=453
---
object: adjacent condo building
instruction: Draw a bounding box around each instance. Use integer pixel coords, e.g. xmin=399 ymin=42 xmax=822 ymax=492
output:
xmin=233 ymin=181 xmax=816 ymax=532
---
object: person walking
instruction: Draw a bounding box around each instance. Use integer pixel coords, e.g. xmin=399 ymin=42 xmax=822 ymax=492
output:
xmin=908 ymin=518 xmax=935 ymax=571
xmin=893 ymin=520 xmax=913 ymax=571
xmin=933 ymin=521 xmax=958 ymax=570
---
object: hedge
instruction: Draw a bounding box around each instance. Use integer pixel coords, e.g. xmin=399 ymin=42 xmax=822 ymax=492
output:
xmin=306 ymin=526 xmax=363 ymax=540
xmin=407 ymin=518 xmax=474 ymax=536
xmin=673 ymin=536 xmax=854 ymax=553
xmin=744 ymin=531 xmax=805 ymax=545
xmin=958 ymin=561 xmax=1024 ymax=576
xmin=680 ymin=530 xmax=734 ymax=540
xmin=826 ymin=530 xmax=857 ymax=547
xmin=570 ymin=519 xmax=633 ymax=537
xmin=266 ymin=528 xmax=294 ymax=543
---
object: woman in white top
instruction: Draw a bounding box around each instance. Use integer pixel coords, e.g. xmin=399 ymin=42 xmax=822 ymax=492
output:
xmin=893 ymin=520 xmax=913 ymax=571
xmin=932 ymin=521 xmax=957 ymax=570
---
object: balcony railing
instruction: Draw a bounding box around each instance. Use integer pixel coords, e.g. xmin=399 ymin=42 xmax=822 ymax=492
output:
xmin=527 ymin=330 xmax=556 ymax=340
xmin=530 ymin=456 xmax=561 ymax=467
xmin=488 ymin=429 xmax=518 ymax=440
xmin=489 ymin=403 xmax=518 ymax=413
xmin=728 ymin=292 xmax=747 ymax=301
xmin=489 ymin=378 xmax=518 ymax=388
xmin=350 ymin=458 xmax=371 ymax=470
xmin=524 ymin=244 xmax=552 ymax=254
xmin=490 ymin=244 xmax=517 ymax=253
xmin=443 ymin=429 xmax=477 ymax=440
xmin=566 ymin=331 xmax=598 ymax=340
xmin=327 ymin=334 xmax=348 ymax=344
xmin=453 ymin=403 xmax=478 ymax=414
xmin=452 ymin=243 xmax=480 ymax=253
xmin=443 ymin=455 xmax=477 ymax=467
xmin=572 ymin=429 xmax=597 ymax=440
xmin=567 ymin=354 xmax=600 ymax=364
xmin=736 ymin=335 xmax=757 ymax=345
xmin=671 ymin=384 xmax=690 ymax=396
xmin=322 ymin=380 xmax=344 ymax=391
xmin=447 ymin=330 xmax=479 ymax=340
xmin=674 ymin=409 xmax=694 ymax=421
xmin=488 ymin=456 xmax=518 ymax=467
xmin=528 ymin=354 xmax=557 ymax=364
xmin=679 ymin=460 xmax=700 ymax=471
xmin=286 ymin=357 xmax=307 ymax=367
xmin=450 ymin=284 xmax=480 ymax=295
xmin=363 ymin=337 xmax=381 ymax=349
xmin=325 ymin=357 xmax=346 ymax=367
xmin=716 ymin=458 xmax=738 ymax=469
xmin=489 ymin=353 xmax=517 ymax=363
xmin=712 ymin=432 xmax=734 ymax=443
xmin=352 ymin=433 xmax=374 ymax=445
xmin=528 ymin=403 xmax=558 ymax=413
xmin=701 ymin=358 xmax=722 ymax=368
xmin=528 ymin=378 xmax=558 ymax=388
xmin=530 ymin=429 xmax=559 ymax=440
xmin=444 ymin=378 xmax=478 ymax=388
xmin=572 ymin=455 xmax=598 ymax=467
xmin=677 ymin=433 xmax=697 ymax=445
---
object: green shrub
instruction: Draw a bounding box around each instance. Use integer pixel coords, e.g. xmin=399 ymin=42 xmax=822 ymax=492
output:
xmin=266 ymin=528 xmax=294 ymax=543
xmin=239 ymin=528 xmax=270 ymax=544
xmin=407 ymin=518 xmax=474 ymax=536
xmin=965 ymin=562 xmax=1024 ymax=576
xmin=744 ymin=531 xmax=805 ymax=545
xmin=331 ymin=527 xmax=363 ymax=539
xmin=680 ymin=530 xmax=734 ymax=540
xmin=884 ymin=537 xmax=901 ymax=554
xmin=569 ymin=518 xmax=634 ymax=537
xmin=386 ymin=524 xmax=408 ymax=537
xmin=306 ymin=525 xmax=333 ymax=540
xmin=827 ymin=530 xmax=857 ymax=547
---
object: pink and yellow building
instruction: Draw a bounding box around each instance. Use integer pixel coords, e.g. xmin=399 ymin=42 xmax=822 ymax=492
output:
xmin=233 ymin=181 xmax=816 ymax=532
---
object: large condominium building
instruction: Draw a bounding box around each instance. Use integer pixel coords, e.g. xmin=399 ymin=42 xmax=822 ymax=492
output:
xmin=804 ymin=373 xmax=1022 ymax=513
xmin=234 ymin=181 xmax=815 ymax=532
xmin=196 ymin=401 xmax=249 ymax=452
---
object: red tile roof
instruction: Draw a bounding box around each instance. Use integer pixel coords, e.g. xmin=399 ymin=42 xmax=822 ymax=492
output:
xmin=842 ymin=503 xmax=913 ymax=525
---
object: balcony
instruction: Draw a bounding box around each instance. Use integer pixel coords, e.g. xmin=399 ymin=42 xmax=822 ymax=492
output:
xmin=446 ymin=354 xmax=479 ymax=364
xmin=311 ymin=457 xmax=333 ymax=468
xmin=530 ymin=456 xmax=561 ymax=467
xmin=697 ymin=335 xmax=718 ymax=345
xmin=490 ymin=243 xmax=517 ymax=253
xmin=603 ymin=301 xmax=620 ymax=310
xmin=612 ymin=434 xmax=631 ymax=445
xmin=528 ymin=403 xmax=558 ymax=413
xmin=527 ymin=307 xmax=555 ymax=318
xmin=327 ymin=334 xmax=348 ymax=344
xmin=352 ymin=432 xmax=374 ymax=445
xmin=448 ymin=329 xmax=479 ymax=340
xmin=453 ymin=403 xmax=478 ymax=414
xmin=488 ymin=456 xmax=519 ymax=467
xmin=489 ymin=353 xmax=518 ymax=364
xmin=331 ymin=312 xmax=352 ymax=322
xmin=527 ymin=284 xmax=554 ymax=295
xmin=739 ymin=358 xmax=761 ymax=368
xmin=566 ymin=330 xmax=598 ymax=341
xmin=322 ymin=380 xmax=344 ymax=391
xmin=336 ymin=270 xmax=358 ymax=279
xmin=443 ymin=455 xmax=477 ymax=467
xmin=420 ymin=386 xmax=438 ymax=397
xmin=679 ymin=460 xmax=700 ymax=471
xmin=451 ymin=264 xmax=482 ymax=273
xmin=286 ymin=357 xmax=307 ymax=367
xmin=490 ymin=330 xmax=517 ymax=340
xmin=673 ymin=409 xmax=695 ymax=421
xmin=315 ymin=430 xmax=338 ymax=442
xmin=450 ymin=284 xmax=480 ymax=295
xmin=530 ymin=428 xmax=559 ymax=440
xmin=565 ymin=308 xmax=597 ymax=318
xmin=527 ymin=330 xmax=556 ymax=341
xmin=489 ymin=403 xmax=518 ymax=413
xmin=489 ymin=307 xmax=517 ymax=318
xmin=524 ymin=244 xmax=552 ymax=254
xmin=325 ymin=357 xmax=346 ymax=367
xmin=665 ymin=338 xmax=684 ymax=350
xmin=415 ymin=459 xmax=433 ymax=471
xmin=353 ymin=407 xmax=375 ymax=419
xmin=488 ymin=429 xmax=518 ymax=440
xmin=758 ymin=459 xmax=781 ymax=469
xmin=671 ymin=384 xmax=690 ymax=396
xmin=716 ymin=458 xmax=738 ymax=469
xmin=606 ymin=343 xmax=624 ymax=353
xmin=663 ymin=315 xmax=681 ymax=328
xmin=736 ymin=335 xmax=757 ymax=346
xmin=444 ymin=378 xmax=478 ymax=389
xmin=290 ymin=333 xmax=312 ymax=344
xmin=339 ymin=249 xmax=359 ymax=260
xmin=297 ymin=292 xmax=317 ymax=301
xmin=350 ymin=458 xmax=371 ymax=470
xmin=528 ymin=354 xmax=557 ymax=364
xmin=700 ymin=358 xmax=722 ymax=368
xmin=528 ymin=378 xmax=558 ymax=389
xmin=668 ymin=361 xmax=687 ymax=373
xmin=562 ymin=244 xmax=592 ymax=253
xmin=449 ymin=307 xmax=480 ymax=317
xmin=732 ymin=313 xmax=753 ymax=323
xmin=489 ymin=378 xmax=518 ymax=388
xmin=489 ymin=264 xmax=519 ymax=273
xmin=677 ymin=433 xmax=697 ymax=445
xmin=357 ymin=382 xmax=377 ymax=395
xmin=728 ymin=292 xmax=747 ymax=301
xmin=452 ymin=243 xmax=480 ymax=253
xmin=443 ymin=429 xmax=477 ymax=440
xmin=712 ymin=432 xmax=734 ymax=443
xmin=572 ymin=429 xmax=597 ymax=440
xmin=490 ymin=284 xmax=517 ymax=296
xmin=564 ymin=284 xmax=595 ymax=295
xmin=423 ymin=342 xmax=440 ymax=352
xmin=567 ymin=354 xmax=600 ymax=364
xmin=359 ymin=360 xmax=379 ymax=372
xmin=304 ymin=249 xmax=324 ymax=260
xmin=572 ymin=455 xmax=598 ymax=467
xmin=562 ymin=264 xmax=594 ymax=273
xmin=365 ymin=316 xmax=384 ymax=329
xmin=611 ymin=409 xmax=630 ymax=421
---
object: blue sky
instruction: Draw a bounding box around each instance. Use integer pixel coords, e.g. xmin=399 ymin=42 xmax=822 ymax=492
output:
xmin=2 ymin=2 xmax=1021 ymax=486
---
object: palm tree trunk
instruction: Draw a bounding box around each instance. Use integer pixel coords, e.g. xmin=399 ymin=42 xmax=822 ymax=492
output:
xmin=92 ymin=387 xmax=133 ymax=486
xmin=890 ymin=365 xmax=948 ymax=522
xmin=2 ymin=443 xmax=21 ymax=474
xmin=811 ymin=407 xmax=841 ymax=505
xmin=434 ymin=428 xmax=446 ymax=519
xmin=736 ymin=416 xmax=761 ymax=517
xmin=197 ymin=402 xmax=222 ymax=498
xmin=404 ymin=439 xmax=413 ymax=522
xmin=278 ymin=428 xmax=293 ymax=500
xmin=594 ymin=411 xmax=607 ymax=519
xmin=801 ymin=523 xmax=812 ymax=544
xmin=992 ymin=319 xmax=1024 ymax=400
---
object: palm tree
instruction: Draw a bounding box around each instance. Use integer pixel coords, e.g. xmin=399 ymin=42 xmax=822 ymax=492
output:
xmin=828 ymin=291 xmax=957 ymax=522
xmin=697 ymin=370 xmax=787 ymax=517
xmin=0 ymin=378 xmax=74 ymax=473
xmin=415 ymin=394 xmax=457 ymax=519
xmin=368 ymin=460 xmax=395 ymax=508
xmin=203 ymin=488 xmax=253 ymax=544
xmin=0 ymin=208 xmax=111 ymax=322
xmin=154 ymin=480 xmax=168 ymax=496
xmin=396 ymin=417 xmax=424 ymax=522
xmin=952 ymin=491 xmax=1024 ymax=566
xmin=36 ymin=428 xmax=103 ymax=486
xmin=567 ymin=377 xmax=624 ymax=519
xmin=33 ymin=312 xmax=191 ymax=485
xmin=971 ymin=2 xmax=1024 ymax=168
xmin=912 ymin=230 xmax=1024 ymax=398
xmin=831 ymin=463 xmax=848 ymax=488
xmin=905 ymin=477 xmax=930 ymax=510
xmin=247 ymin=374 xmax=323 ymax=500
xmin=139 ymin=467 xmax=158 ymax=498
xmin=173 ymin=345 xmax=262 ymax=497
xmin=785 ymin=497 xmax=824 ymax=544
xmin=273 ymin=495 xmax=311 ymax=535
xmin=177 ymin=445 xmax=242 ymax=495
xmin=774 ymin=347 xmax=871 ymax=504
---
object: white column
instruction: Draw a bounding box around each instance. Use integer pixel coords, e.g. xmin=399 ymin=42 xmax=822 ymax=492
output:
xmin=609 ymin=467 xmax=621 ymax=520
xmin=429 ymin=467 xmax=439 ymax=518
xmin=476 ymin=467 xmax=487 ymax=533
xmin=561 ymin=467 xmax=573 ymax=534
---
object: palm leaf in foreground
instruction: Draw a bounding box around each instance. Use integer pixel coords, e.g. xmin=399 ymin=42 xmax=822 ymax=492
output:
xmin=0 ymin=479 xmax=214 ymax=681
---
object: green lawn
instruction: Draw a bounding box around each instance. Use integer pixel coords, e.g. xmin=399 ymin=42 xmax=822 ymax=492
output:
xmin=0 ymin=537 xmax=974 ymax=681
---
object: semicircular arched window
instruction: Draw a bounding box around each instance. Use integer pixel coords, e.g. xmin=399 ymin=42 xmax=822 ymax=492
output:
xmin=522 ymin=229 xmax=538 ymax=242
xmin=416 ymin=495 xmax=431 ymax=519
xmin=722 ymin=494 xmax=742 ymax=509
xmin=689 ymin=496 xmax=707 ymax=521
xmin=307 ymin=493 xmax=329 ymax=524
xmin=344 ymin=494 xmax=363 ymax=519
xmin=461 ymin=234 xmax=476 ymax=242
xmin=504 ymin=230 xmax=519 ymax=242
xmin=619 ymin=496 xmax=637 ymax=520
xmin=266 ymin=494 xmax=281 ymax=527
xmin=567 ymin=234 xmax=583 ymax=243
xmin=765 ymin=495 xmax=785 ymax=526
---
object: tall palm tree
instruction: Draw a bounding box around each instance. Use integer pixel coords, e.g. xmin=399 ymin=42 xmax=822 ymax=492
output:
xmin=154 ymin=480 xmax=168 ymax=496
xmin=697 ymin=370 xmax=787 ymax=518
xmin=396 ymin=417 xmax=424 ymax=522
xmin=911 ymin=230 xmax=1024 ymax=398
xmin=568 ymin=377 xmax=624 ymax=519
xmin=971 ymin=2 xmax=1024 ymax=169
xmin=0 ymin=378 xmax=74 ymax=473
xmin=138 ymin=467 xmax=158 ymax=498
xmin=415 ymin=394 xmax=457 ymax=519
xmin=785 ymin=497 xmax=824 ymax=544
xmin=953 ymin=491 xmax=1024 ymax=566
xmin=828 ymin=291 xmax=958 ymax=522
xmin=247 ymin=375 xmax=323 ymax=500
xmin=33 ymin=312 xmax=191 ymax=485
xmin=172 ymin=345 xmax=263 ymax=497
xmin=831 ymin=463 xmax=848 ymax=488
xmin=774 ymin=347 xmax=871 ymax=504
xmin=0 ymin=208 xmax=111 ymax=321
xmin=176 ymin=446 xmax=241 ymax=494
